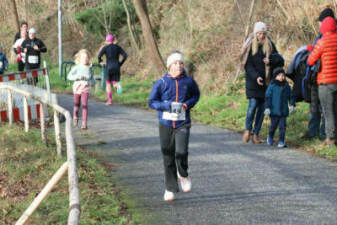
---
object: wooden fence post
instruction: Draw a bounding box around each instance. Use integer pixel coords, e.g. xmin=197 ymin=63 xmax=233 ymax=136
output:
xmin=40 ymin=104 xmax=47 ymax=145
xmin=64 ymin=111 xmax=80 ymax=225
xmin=54 ymin=110 xmax=62 ymax=156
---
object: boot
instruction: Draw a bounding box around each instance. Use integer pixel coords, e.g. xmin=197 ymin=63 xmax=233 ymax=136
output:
xmin=323 ymin=138 xmax=336 ymax=146
xmin=252 ymin=134 xmax=261 ymax=144
xmin=242 ymin=130 xmax=251 ymax=142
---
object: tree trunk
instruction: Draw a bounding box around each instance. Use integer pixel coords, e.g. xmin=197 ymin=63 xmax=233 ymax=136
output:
xmin=132 ymin=0 xmax=166 ymax=74
xmin=122 ymin=0 xmax=140 ymax=54
xmin=9 ymin=0 xmax=20 ymax=32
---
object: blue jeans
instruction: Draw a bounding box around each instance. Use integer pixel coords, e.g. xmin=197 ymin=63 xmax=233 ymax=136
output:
xmin=269 ymin=116 xmax=286 ymax=142
xmin=245 ymin=98 xmax=265 ymax=135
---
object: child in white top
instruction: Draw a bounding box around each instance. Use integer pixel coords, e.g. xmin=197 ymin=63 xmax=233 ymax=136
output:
xmin=67 ymin=49 xmax=94 ymax=130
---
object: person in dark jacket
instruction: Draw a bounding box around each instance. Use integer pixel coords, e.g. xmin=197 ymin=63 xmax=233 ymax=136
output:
xmin=265 ymin=67 xmax=295 ymax=148
xmin=148 ymin=51 xmax=200 ymax=202
xmin=98 ymin=34 xmax=127 ymax=105
xmin=0 ymin=45 xmax=8 ymax=75
xmin=21 ymin=28 xmax=47 ymax=85
xmin=242 ymin=21 xmax=284 ymax=144
xmin=13 ymin=21 xmax=28 ymax=43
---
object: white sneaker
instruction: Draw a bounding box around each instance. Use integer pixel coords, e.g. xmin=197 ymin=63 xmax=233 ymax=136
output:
xmin=164 ymin=190 xmax=175 ymax=201
xmin=178 ymin=173 xmax=191 ymax=192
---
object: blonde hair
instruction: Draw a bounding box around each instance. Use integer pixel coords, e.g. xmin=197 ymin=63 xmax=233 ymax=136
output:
xmin=74 ymin=49 xmax=90 ymax=65
xmin=251 ymin=34 xmax=269 ymax=56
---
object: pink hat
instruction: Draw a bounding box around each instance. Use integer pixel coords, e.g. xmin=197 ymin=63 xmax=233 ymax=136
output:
xmin=106 ymin=34 xmax=114 ymax=43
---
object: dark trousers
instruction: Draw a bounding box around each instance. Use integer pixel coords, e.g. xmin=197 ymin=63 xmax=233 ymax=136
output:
xmin=269 ymin=116 xmax=287 ymax=142
xmin=308 ymin=84 xmax=325 ymax=138
xmin=159 ymin=122 xmax=190 ymax=193
xmin=319 ymin=84 xmax=337 ymax=139
xmin=18 ymin=61 xmax=25 ymax=72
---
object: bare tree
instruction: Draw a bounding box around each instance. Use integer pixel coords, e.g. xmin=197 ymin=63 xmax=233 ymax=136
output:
xmin=122 ymin=0 xmax=140 ymax=53
xmin=132 ymin=0 xmax=165 ymax=74
xmin=9 ymin=0 xmax=20 ymax=32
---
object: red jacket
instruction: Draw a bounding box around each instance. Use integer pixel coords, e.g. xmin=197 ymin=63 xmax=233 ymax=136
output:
xmin=308 ymin=17 xmax=337 ymax=85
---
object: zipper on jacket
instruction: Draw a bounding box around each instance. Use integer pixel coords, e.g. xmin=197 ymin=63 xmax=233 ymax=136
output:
xmin=173 ymin=79 xmax=179 ymax=128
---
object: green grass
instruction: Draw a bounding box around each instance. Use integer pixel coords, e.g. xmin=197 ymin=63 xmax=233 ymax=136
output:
xmin=48 ymin=67 xmax=154 ymax=107
xmin=47 ymin=66 xmax=337 ymax=158
xmin=0 ymin=124 xmax=138 ymax=225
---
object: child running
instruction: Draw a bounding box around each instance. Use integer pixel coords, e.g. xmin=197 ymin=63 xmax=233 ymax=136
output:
xmin=148 ymin=50 xmax=200 ymax=201
xmin=98 ymin=34 xmax=127 ymax=105
xmin=67 ymin=49 xmax=94 ymax=130
xmin=264 ymin=67 xmax=295 ymax=147
xmin=0 ymin=45 xmax=8 ymax=75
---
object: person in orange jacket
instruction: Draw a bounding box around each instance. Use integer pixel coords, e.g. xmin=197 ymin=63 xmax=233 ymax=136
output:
xmin=308 ymin=16 xmax=337 ymax=146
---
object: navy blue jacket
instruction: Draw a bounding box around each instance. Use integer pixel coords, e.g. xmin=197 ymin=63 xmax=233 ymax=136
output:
xmin=265 ymin=80 xmax=295 ymax=117
xmin=148 ymin=71 xmax=200 ymax=128
xmin=0 ymin=53 xmax=8 ymax=73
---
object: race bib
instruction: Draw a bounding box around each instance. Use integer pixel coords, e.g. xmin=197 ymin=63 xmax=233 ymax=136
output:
xmin=0 ymin=61 xmax=3 ymax=69
xmin=162 ymin=111 xmax=186 ymax=121
xmin=28 ymin=55 xmax=39 ymax=64
xmin=162 ymin=102 xmax=186 ymax=121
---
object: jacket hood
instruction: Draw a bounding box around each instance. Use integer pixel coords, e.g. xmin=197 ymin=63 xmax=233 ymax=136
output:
xmin=320 ymin=16 xmax=337 ymax=34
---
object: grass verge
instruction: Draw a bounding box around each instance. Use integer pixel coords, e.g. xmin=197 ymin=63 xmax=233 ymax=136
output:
xmin=0 ymin=124 xmax=138 ymax=225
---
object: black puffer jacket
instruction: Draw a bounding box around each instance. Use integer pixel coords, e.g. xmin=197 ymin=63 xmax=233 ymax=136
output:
xmin=245 ymin=42 xmax=284 ymax=99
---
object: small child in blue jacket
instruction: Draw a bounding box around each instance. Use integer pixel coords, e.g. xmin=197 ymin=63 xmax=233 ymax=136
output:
xmin=0 ymin=46 xmax=8 ymax=75
xmin=264 ymin=67 xmax=295 ymax=147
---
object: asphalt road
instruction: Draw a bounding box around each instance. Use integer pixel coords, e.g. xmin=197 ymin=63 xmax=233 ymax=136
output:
xmin=58 ymin=94 xmax=337 ymax=225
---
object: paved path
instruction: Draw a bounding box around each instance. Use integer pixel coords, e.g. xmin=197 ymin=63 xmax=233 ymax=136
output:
xmin=59 ymin=94 xmax=337 ymax=225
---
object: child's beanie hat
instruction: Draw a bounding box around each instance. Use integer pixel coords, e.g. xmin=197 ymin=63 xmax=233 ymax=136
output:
xmin=166 ymin=52 xmax=184 ymax=68
xmin=253 ymin=22 xmax=267 ymax=34
xmin=318 ymin=8 xmax=335 ymax=22
xmin=272 ymin=67 xmax=285 ymax=79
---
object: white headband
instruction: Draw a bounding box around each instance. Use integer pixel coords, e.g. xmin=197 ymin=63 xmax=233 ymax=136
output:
xmin=166 ymin=53 xmax=184 ymax=68
xmin=29 ymin=28 xmax=36 ymax=34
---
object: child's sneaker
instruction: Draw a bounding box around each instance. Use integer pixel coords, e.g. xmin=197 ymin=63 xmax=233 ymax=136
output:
xmin=267 ymin=136 xmax=273 ymax=146
xmin=178 ymin=172 xmax=191 ymax=192
xmin=81 ymin=123 xmax=88 ymax=130
xmin=116 ymin=82 xmax=123 ymax=94
xmin=163 ymin=190 xmax=175 ymax=201
xmin=105 ymin=101 xmax=113 ymax=105
xmin=277 ymin=141 xmax=287 ymax=148
xmin=73 ymin=117 xmax=78 ymax=126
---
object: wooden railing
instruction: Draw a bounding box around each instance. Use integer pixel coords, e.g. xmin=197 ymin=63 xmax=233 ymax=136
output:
xmin=0 ymin=83 xmax=80 ymax=225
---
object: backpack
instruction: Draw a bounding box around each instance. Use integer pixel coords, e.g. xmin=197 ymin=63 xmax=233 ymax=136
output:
xmin=287 ymin=48 xmax=320 ymax=103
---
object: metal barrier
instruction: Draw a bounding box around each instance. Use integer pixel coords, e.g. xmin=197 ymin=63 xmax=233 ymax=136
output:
xmin=91 ymin=63 xmax=106 ymax=91
xmin=0 ymin=63 xmax=50 ymax=123
xmin=0 ymin=82 xmax=80 ymax=225
xmin=61 ymin=61 xmax=106 ymax=92
xmin=60 ymin=61 xmax=75 ymax=81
